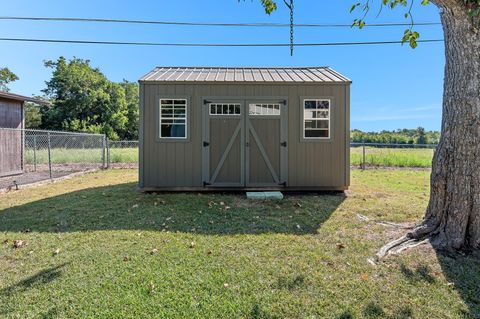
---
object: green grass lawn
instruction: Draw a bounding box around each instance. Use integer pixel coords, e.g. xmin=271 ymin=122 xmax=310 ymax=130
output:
xmin=351 ymin=147 xmax=434 ymax=168
xmin=25 ymin=147 xmax=434 ymax=168
xmin=1 ymin=170 xmax=478 ymax=318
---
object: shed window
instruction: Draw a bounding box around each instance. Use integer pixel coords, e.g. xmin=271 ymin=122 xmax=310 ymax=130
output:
xmin=303 ymin=99 xmax=330 ymax=139
xmin=209 ymin=103 xmax=241 ymax=115
xmin=249 ymin=104 xmax=281 ymax=116
xmin=159 ymin=99 xmax=187 ymax=138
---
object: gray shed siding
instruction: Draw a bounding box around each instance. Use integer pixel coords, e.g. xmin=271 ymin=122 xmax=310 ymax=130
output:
xmin=140 ymin=83 xmax=350 ymax=189
xmin=140 ymin=82 xmax=350 ymax=190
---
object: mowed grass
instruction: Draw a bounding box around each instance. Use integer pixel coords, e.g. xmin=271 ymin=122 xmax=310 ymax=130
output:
xmin=1 ymin=170 xmax=479 ymax=318
xmin=351 ymin=147 xmax=434 ymax=168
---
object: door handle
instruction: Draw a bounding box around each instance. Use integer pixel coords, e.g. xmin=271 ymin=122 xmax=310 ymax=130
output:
xmin=281 ymin=141 xmax=287 ymax=147
xmin=245 ymin=142 xmax=250 ymax=147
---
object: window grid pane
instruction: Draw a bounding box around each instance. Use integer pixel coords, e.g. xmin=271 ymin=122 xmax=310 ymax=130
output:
xmin=303 ymin=99 xmax=330 ymax=139
xmin=209 ymin=103 xmax=241 ymax=115
xmin=160 ymin=99 xmax=187 ymax=139
xmin=249 ymin=103 xmax=281 ymax=116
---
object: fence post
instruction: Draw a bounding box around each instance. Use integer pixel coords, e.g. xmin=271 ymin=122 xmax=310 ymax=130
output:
xmin=106 ymin=138 xmax=110 ymax=169
xmin=362 ymin=141 xmax=366 ymax=170
xmin=101 ymin=135 xmax=106 ymax=169
xmin=47 ymin=132 xmax=52 ymax=179
xmin=33 ymin=135 xmax=37 ymax=172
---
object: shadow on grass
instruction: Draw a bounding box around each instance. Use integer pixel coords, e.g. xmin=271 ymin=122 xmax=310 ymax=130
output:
xmin=0 ymin=263 xmax=67 ymax=316
xmin=437 ymin=251 xmax=480 ymax=318
xmin=0 ymin=182 xmax=345 ymax=235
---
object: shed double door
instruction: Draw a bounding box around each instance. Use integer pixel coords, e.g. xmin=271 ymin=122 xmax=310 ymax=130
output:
xmin=203 ymin=99 xmax=287 ymax=188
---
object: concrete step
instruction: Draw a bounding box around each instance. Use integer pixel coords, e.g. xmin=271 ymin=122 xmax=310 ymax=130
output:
xmin=246 ymin=191 xmax=284 ymax=200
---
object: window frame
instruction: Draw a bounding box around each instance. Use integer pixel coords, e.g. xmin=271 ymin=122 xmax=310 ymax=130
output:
xmin=209 ymin=103 xmax=242 ymax=116
xmin=300 ymin=97 xmax=333 ymax=142
xmin=156 ymin=96 xmax=190 ymax=142
xmin=248 ymin=103 xmax=282 ymax=117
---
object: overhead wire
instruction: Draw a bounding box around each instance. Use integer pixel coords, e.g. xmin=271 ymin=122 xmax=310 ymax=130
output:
xmin=0 ymin=37 xmax=444 ymax=47
xmin=0 ymin=16 xmax=441 ymax=28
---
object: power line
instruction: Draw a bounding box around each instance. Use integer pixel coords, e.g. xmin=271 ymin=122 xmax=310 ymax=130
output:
xmin=0 ymin=37 xmax=444 ymax=47
xmin=0 ymin=16 xmax=441 ymax=28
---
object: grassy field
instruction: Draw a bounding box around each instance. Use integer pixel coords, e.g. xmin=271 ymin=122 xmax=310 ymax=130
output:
xmin=25 ymin=147 xmax=434 ymax=168
xmin=25 ymin=147 xmax=138 ymax=164
xmin=1 ymin=169 xmax=478 ymax=318
xmin=350 ymin=147 xmax=434 ymax=168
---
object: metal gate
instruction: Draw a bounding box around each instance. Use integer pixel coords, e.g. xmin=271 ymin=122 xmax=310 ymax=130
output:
xmin=202 ymin=99 xmax=287 ymax=188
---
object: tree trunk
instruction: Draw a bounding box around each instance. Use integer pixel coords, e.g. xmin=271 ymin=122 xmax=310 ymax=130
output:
xmin=379 ymin=2 xmax=480 ymax=256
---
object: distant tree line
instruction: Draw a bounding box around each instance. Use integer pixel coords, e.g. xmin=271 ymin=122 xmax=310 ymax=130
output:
xmin=5 ymin=58 xmax=139 ymax=140
xmin=351 ymin=128 xmax=440 ymax=145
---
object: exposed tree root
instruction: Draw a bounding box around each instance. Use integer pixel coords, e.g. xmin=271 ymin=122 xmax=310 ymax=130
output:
xmin=376 ymin=235 xmax=430 ymax=260
xmin=356 ymin=214 xmax=414 ymax=229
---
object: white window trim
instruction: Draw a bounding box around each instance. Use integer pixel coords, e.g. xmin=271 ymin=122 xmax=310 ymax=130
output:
xmin=159 ymin=98 xmax=188 ymax=139
xmin=209 ymin=103 xmax=242 ymax=116
xmin=248 ymin=103 xmax=281 ymax=116
xmin=303 ymin=99 xmax=331 ymax=140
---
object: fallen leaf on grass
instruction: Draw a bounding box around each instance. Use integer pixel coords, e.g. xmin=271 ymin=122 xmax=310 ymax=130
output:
xmin=207 ymin=251 xmax=212 ymax=255
xmin=149 ymin=248 xmax=158 ymax=255
xmin=2 ymin=239 xmax=8 ymax=245
xmin=189 ymin=242 xmax=196 ymax=248
xmin=123 ymin=256 xmax=131 ymax=261
xmin=360 ymin=274 xmax=369 ymax=281
xmin=294 ymin=202 xmax=302 ymax=208
xmin=149 ymin=282 xmax=156 ymax=294
xmin=132 ymin=204 xmax=139 ymax=209
xmin=223 ymin=283 xmax=229 ymax=288
xmin=13 ymin=240 xmax=26 ymax=249
xmin=336 ymin=243 xmax=346 ymax=250
xmin=208 ymin=201 xmax=216 ymax=208
xmin=53 ymin=249 xmax=60 ymax=255
xmin=22 ymin=228 xmax=31 ymax=233
xmin=220 ymin=201 xmax=225 ymax=206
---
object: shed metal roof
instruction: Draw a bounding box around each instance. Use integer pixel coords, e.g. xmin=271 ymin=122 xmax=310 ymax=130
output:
xmin=139 ymin=67 xmax=351 ymax=83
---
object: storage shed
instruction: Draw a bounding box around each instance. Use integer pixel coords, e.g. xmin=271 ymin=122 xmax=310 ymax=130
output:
xmin=138 ymin=67 xmax=351 ymax=191
xmin=0 ymin=91 xmax=44 ymax=177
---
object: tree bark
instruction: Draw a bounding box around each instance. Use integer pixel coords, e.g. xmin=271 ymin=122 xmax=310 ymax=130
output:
xmin=379 ymin=1 xmax=480 ymax=256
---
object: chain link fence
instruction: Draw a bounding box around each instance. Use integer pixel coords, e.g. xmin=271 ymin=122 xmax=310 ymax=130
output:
xmin=0 ymin=127 xmax=106 ymax=189
xmin=351 ymin=142 xmax=437 ymax=169
xmin=106 ymin=140 xmax=138 ymax=168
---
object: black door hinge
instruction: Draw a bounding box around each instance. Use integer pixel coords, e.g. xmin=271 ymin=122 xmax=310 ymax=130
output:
xmin=203 ymin=141 xmax=210 ymax=147
xmin=281 ymin=141 xmax=287 ymax=147
xmin=203 ymin=181 xmax=211 ymax=187
xmin=204 ymin=100 xmax=212 ymax=105
xmin=278 ymin=181 xmax=287 ymax=187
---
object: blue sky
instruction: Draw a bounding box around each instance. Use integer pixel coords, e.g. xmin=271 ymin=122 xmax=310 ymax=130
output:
xmin=0 ymin=0 xmax=445 ymax=131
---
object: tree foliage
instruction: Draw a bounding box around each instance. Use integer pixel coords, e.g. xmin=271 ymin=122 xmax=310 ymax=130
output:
xmin=24 ymin=102 xmax=43 ymax=129
xmin=351 ymin=127 xmax=440 ymax=144
xmin=41 ymin=57 xmax=138 ymax=140
xmin=0 ymin=67 xmax=19 ymax=92
xmin=258 ymin=0 xmax=480 ymax=48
